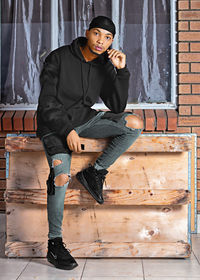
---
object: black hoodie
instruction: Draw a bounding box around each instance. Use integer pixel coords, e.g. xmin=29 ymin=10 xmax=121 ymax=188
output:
xmin=36 ymin=36 xmax=130 ymax=140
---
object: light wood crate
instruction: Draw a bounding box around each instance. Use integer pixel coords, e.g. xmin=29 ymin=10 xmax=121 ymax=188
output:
xmin=4 ymin=133 xmax=197 ymax=258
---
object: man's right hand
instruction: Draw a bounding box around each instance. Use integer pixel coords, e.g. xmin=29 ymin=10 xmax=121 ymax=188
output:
xmin=66 ymin=130 xmax=82 ymax=153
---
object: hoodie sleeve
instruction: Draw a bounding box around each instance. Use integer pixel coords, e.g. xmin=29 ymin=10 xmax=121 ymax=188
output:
xmin=100 ymin=60 xmax=130 ymax=113
xmin=37 ymin=50 xmax=73 ymax=138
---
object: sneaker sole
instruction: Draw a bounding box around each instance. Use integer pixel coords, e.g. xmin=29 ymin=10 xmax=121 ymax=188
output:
xmin=76 ymin=171 xmax=104 ymax=204
xmin=47 ymin=255 xmax=78 ymax=270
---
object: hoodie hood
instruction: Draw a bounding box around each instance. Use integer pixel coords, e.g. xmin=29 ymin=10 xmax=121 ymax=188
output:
xmin=69 ymin=36 xmax=109 ymax=65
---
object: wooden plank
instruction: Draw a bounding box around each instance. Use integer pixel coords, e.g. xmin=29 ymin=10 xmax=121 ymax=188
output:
xmin=5 ymin=135 xmax=193 ymax=152
xmin=5 ymin=241 xmax=191 ymax=258
xmin=4 ymin=189 xmax=191 ymax=205
xmin=7 ymin=152 xmax=189 ymax=190
xmin=6 ymin=204 xmax=188 ymax=243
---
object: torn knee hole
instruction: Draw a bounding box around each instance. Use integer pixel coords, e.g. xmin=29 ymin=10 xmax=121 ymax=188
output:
xmin=54 ymin=173 xmax=69 ymax=187
xmin=125 ymin=115 xmax=143 ymax=129
xmin=53 ymin=159 xmax=62 ymax=167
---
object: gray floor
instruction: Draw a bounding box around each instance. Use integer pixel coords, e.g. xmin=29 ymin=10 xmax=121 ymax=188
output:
xmin=0 ymin=213 xmax=200 ymax=280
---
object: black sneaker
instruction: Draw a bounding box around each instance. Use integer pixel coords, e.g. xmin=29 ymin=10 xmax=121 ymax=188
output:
xmin=47 ymin=237 xmax=78 ymax=270
xmin=76 ymin=164 xmax=108 ymax=204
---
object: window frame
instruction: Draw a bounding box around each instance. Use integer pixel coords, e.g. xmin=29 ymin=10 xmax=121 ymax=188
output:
xmin=0 ymin=0 xmax=177 ymax=110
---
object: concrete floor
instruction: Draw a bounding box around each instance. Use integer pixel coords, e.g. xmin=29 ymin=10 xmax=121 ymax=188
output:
xmin=0 ymin=213 xmax=200 ymax=280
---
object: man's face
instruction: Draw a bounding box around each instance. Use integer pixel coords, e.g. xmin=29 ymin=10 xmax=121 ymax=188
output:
xmin=86 ymin=27 xmax=114 ymax=55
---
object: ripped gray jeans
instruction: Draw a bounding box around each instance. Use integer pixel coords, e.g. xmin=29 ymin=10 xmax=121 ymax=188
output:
xmin=41 ymin=111 xmax=143 ymax=239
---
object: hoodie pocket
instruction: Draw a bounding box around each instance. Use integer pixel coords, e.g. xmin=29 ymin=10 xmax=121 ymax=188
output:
xmin=41 ymin=133 xmax=71 ymax=156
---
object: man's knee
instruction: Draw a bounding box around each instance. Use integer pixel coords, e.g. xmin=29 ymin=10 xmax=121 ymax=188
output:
xmin=53 ymin=159 xmax=70 ymax=187
xmin=125 ymin=114 xmax=144 ymax=130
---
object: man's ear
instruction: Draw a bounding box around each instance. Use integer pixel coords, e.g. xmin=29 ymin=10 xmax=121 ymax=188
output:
xmin=86 ymin=29 xmax=89 ymax=39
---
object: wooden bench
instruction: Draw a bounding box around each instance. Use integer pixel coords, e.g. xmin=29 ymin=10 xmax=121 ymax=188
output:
xmin=4 ymin=132 xmax=197 ymax=258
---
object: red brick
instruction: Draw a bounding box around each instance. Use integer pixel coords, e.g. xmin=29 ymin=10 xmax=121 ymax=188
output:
xmin=2 ymin=111 xmax=15 ymax=131
xmin=178 ymin=22 xmax=189 ymax=30
xmin=179 ymin=94 xmax=200 ymax=104
xmin=179 ymin=11 xmax=200 ymax=20
xmin=0 ymin=170 xmax=6 ymax=179
xmin=0 ymin=159 xmax=6 ymax=169
xmin=0 ymin=132 xmax=9 ymax=137
xmin=192 ymin=127 xmax=200 ymax=136
xmin=24 ymin=110 xmax=36 ymax=131
xmin=198 ymin=159 xmax=200 ymax=169
xmin=179 ymin=105 xmax=191 ymax=115
xmin=179 ymin=74 xmax=200 ymax=83
xmin=178 ymin=1 xmax=189 ymax=9
xmin=179 ymin=53 xmax=200 ymax=62
xmin=155 ymin=110 xmax=167 ymax=131
xmin=176 ymin=127 xmax=191 ymax=133
xmin=0 ymin=150 xmax=5 ymax=158
xmin=198 ymin=189 xmax=200 ymax=200
xmin=179 ymin=84 xmax=191 ymax=94
xmin=0 ymin=201 xmax=5 ymax=211
xmin=178 ymin=116 xmax=200 ymax=126
xmin=179 ymin=32 xmax=200 ymax=41
xmin=166 ymin=110 xmax=178 ymax=131
xmin=191 ymin=43 xmax=200 ymax=52
xmin=0 ymin=139 xmax=5 ymax=148
xmin=190 ymin=22 xmax=200 ymax=30
xmin=34 ymin=112 xmax=37 ymax=131
xmin=0 ymin=191 xmax=5 ymax=200
xmin=178 ymin=42 xmax=189 ymax=52
xmin=191 ymin=63 xmax=200 ymax=72
xmin=197 ymin=137 xmax=200 ymax=146
xmin=179 ymin=63 xmax=190 ymax=72
xmin=191 ymin=1 xmax=200 ymax=9
xmin=0 ymin=180 xmax=6 ymax=189
xmin=0 ymin=112 xmax=4 ymax=131
xmin=13 ymin=111 xmax=25 ymax=131
xmin=196 ymin=203 xmax=199 ymax=213
xmin=192 ymin=84 xmax=200 ymax=93
xmin=192 ymin=106 xmax=200 ymax=115
xmin=144 ymin=110 xmax=156 ymax=131
xmin=198 ymin=148 xmax=200 ymax=158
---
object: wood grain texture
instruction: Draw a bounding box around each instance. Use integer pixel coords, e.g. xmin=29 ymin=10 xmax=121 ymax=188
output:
xmin=6 ymin=204 xmax=188 ymax=243
xmin=4 ymin=189 xmax=191 ymax=205
xmin=7 ymin=151 xmax=189 ymax=190
xmin=5 ymin=241 xmax=191 ymax=258
xmin=5 ymin=135 xmax=193 ymax=152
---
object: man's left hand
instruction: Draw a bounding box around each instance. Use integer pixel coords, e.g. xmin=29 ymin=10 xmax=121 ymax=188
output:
xmin=107 ymin=48 xmax=126 ymax=69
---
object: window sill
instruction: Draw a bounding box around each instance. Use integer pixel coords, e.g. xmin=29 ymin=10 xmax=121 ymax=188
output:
xmin=0 ymin=109 xmax=178 ymax=132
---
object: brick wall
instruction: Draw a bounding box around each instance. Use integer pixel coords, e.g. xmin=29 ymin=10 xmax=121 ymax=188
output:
xmin=0 ymin=0 xmax=200 ymax=214
xmin=178 ymin=0 xmax=200 ymax=211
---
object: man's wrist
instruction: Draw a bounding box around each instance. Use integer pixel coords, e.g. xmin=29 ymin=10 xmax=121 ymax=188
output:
xmin=116 ymin=65 xmax=126 ymax=70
